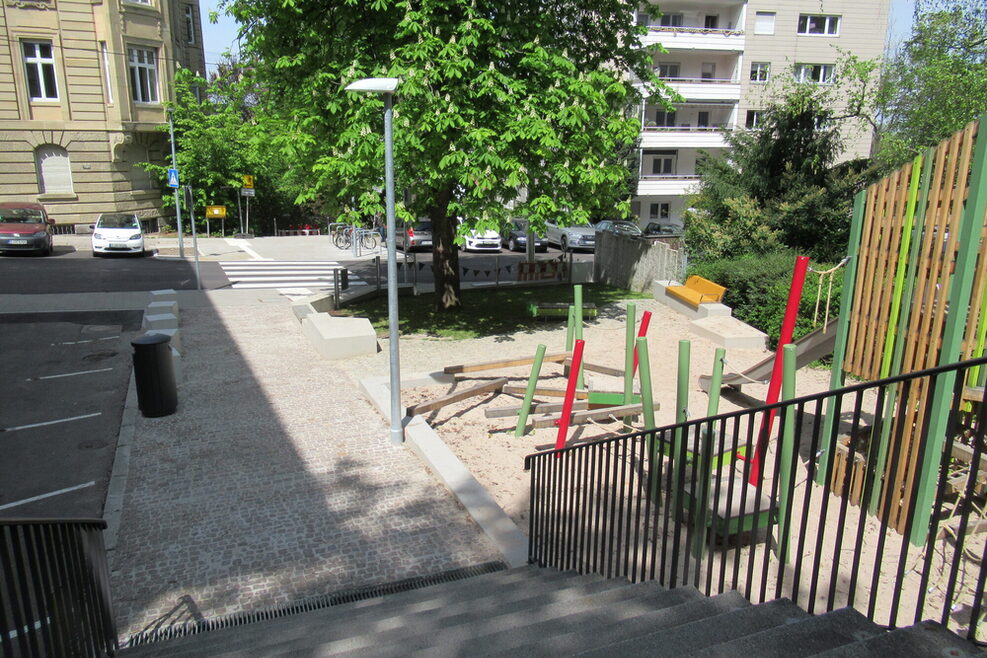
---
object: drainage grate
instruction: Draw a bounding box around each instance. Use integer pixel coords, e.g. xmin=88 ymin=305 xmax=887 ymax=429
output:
xmin=125 ymin=561 xmax=508 ymax=648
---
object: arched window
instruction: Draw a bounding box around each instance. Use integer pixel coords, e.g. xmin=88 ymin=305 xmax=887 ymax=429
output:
xmin=35 ymin=145 xmax=74 ymax=194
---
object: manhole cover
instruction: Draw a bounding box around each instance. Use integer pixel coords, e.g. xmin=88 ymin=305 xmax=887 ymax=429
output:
xmin=78 ymin=440 xmax=108 ymax=450
xmin=83 ymin=350 xmax=118 ymax=361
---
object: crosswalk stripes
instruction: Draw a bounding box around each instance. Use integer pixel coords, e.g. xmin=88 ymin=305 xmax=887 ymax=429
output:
xmin=218 ymin=261 xmax=367 ymax=298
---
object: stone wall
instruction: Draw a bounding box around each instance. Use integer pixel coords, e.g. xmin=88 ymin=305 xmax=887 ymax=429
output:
xmin=594 ymin=232 xmax=686 ymax=293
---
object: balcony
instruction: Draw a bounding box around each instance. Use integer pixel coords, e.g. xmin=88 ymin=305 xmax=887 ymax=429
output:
xmin=662 ymin=77 xmax=741 ymax=102
xmin=637 ymin=175 xmax=700 ymax=196
xmin=640 ymin=26 xmax=745 ymax=51
xmin=640 ymin=125 xmax=731 ymax=149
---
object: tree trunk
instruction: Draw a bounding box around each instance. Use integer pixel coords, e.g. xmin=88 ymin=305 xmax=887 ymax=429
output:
xmin=429 ymin=184 xmax=462 ymax=311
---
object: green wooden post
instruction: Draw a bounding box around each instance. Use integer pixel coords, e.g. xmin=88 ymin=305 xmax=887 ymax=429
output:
xmin=574 ymin=285 xmax=584 ymax=389
xmin=624 ymin=303 xmax=637 ymax=405
xmin=515 ymin=344 xmax=547 ymax=437
xmin=565 ymin=304 xmax=575 ymax=352
xmin=671 ymin=340 xmax=690 ymax=523
xmin=817 ymin=189 xmax=867 ymax=485
xmin=869 ymin=152 xmax=933 ymax=515
xmin=777 ymin=344 xmax=798 ymax=563
xmin=706 ymin=348 xmax=726 ymax=417
xmin=910 ymin=112 xmax=987 ymax=546
xmin=637 ymin=337 xmax=656 ymax=430
xmin=692 ymin=347 xmax=724 ymax=559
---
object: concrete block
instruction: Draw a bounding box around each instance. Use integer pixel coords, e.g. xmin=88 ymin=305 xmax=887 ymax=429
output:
xmin=690 ymin=316 xmax=768 ymax=350
xmin=149 ymin=289 xmax=177 ymax=303
xmin=147 ymin=300 xmax=179 ymax=321
xmin=300 ymin=314 xmax=377 ymax=360
xmin=145 ymin=328 xmax=181 ymax=354
xmin=291 ymin=301 xmax=316 ymax=323
xmin=143 ymin=313 xmax=179 ymax=331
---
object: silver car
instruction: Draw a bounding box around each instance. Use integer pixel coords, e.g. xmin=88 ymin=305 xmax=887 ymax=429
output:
xmin=545 ymin=220 xmax=596 ymax=252
xmin=396 ymin=220 xmax=433 ymax=252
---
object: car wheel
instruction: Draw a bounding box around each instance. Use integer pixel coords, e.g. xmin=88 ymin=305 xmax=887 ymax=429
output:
xmin=560 ymin=236 xmax=569 ymax=252
xmin=507 ymin=238 xmax=517 ymax=251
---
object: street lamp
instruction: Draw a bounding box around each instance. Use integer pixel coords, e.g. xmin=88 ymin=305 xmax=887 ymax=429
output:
xmin=345 ymin=77 xmax=402 ymax=445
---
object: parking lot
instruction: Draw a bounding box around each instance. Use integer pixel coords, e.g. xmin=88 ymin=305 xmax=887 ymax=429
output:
xmin=0 ymin=310 xmax=140 ymax=519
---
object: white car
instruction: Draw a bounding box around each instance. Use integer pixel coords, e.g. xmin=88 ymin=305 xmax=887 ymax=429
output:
xmin=459 ymin=220 xmax=501 ymax=252
xmin=92 ymin=213 xmax=145 ymax=256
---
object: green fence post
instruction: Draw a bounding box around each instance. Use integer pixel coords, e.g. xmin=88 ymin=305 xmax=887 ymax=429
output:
xmin=515 ymin=344 xmax=547 ymax=438
xmin=706 ymin=348 xmax=726 ymax=417
xmin=574 ymin=285 xmax=584 ymax=389
xmin=624 ymin=303 xmax=637 ymax=405
xmin=671 ymin=340 xmax=691 ymax=526
xmin=637 ymin=336 xmax=656 ymax=430
xmin=777 ymin=344 xmax=798 ymax=563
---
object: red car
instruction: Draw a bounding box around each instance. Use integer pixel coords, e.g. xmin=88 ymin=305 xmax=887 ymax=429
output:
xmin=0 ymin=202 xmax=54 ymax=256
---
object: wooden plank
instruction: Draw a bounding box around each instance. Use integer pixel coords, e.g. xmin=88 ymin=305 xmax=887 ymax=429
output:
xmin=951 ymin=441 xmax=987 ymax=476
xmin=502 ymin=385 xmax=589 ymax=399
xmin=563 ymin=357 xmax=624 ymax=378
xmin=407 ymin=378 xmax=508 ymax=416
xmin=936 ymin=515 xmax=987 ymax=541
xmin=443 ymin=353 xmax=568 ymax=374
xmin=483 ymin=400 xmax=590 ymax=418
xmin=846 ymin=183 xmax=882 ymax=377
xmin=531 ymin=403 xmax=646 ymax=429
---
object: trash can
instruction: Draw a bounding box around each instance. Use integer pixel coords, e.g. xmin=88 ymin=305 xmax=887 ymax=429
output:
xmin=132 ymin=332 xmax=177 ymax=417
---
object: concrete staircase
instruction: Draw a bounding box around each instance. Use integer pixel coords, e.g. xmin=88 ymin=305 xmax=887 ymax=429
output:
xmin=122 ymin=566 xmax=982 ymax=657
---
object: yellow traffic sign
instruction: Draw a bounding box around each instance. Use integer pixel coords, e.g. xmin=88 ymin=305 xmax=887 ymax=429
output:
xmin=242 ymin=175 xmax=254 ymax=189
xmin=206 ymin=205 xmax=227 ymax=218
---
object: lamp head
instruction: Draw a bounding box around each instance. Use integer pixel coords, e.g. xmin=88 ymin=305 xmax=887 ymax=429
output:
xmin=345 ymin=77 xmax=399 ymax=94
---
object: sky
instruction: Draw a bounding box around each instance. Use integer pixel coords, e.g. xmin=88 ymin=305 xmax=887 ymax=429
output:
xmin=199 ymin=0 xmax=917 ymax=75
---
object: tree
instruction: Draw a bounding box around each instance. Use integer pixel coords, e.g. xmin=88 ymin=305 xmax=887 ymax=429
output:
xmin=226 ymin=0 xmax=670 ymax=310
xmin=685 ymin=58 xmax=881 ymax=263
xmin=876 ymin=0 xmax=987 ymax=166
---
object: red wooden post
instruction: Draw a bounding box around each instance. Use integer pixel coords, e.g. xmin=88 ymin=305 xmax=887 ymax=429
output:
xmin=554 ymin=339 xmax=586 ymax=455
xmin=632 ymin=310 xmax=653 ymax=376
xmin=749 ymin=255 xmax=810 ymax=484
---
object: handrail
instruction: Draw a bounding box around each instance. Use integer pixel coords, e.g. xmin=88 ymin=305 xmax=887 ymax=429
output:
xmin=647 ymin=26 xmax=745 ymax=37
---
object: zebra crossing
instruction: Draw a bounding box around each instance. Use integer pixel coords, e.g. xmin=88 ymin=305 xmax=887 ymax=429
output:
xmin=218 ymin=261 xmax=367 ymax=298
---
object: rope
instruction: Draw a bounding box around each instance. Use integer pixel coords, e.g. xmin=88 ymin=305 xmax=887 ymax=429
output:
xmin=808 ymin=258 xmax=848 ymax=331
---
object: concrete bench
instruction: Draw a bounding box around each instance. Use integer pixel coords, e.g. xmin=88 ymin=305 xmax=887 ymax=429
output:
xmin=666 ymin=275 xmax=726 ymax=308
xmin=301 ymin=314 xmax=378 ymax=360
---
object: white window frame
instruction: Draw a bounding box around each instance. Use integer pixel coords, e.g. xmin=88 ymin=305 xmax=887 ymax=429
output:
xmin=754 ymin=12 xmax=775 ymax=35
xmin=184 ymin=6 xmax=196 ymax=45
xmin=660 ymin=13 xmax=683 ymax=27
xmin=650 ymin=151 xmax=677 ymax=176
xmin=750 ymin=62 xmax=770 ymax=83
xmin=797 ymin=14 xmax=841 ymax=36
xmin=650 ymin=203 xmax=670 ymax=221
xmin=794 ymin=63 xmax=835 ymax=84
xmin=745 ymin=110 xmax=763 ymax=129
xmin=128 ymin=46 xmax=159 ymax=104
xmin=656 ymin=62 xmax=681 ymax=79
xmin=35 ymin=145 xmax=74 ymax=194
xmin=22 ymin=40 xmax=58 ymax=101
xmin=655 ymin=110 xmax=676 ymax=127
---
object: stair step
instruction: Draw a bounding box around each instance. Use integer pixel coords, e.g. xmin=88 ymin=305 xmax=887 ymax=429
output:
xmin=481 ymin=588 xmax=747 ymax=657
xmin=811 ymin=620 xmax=984 ymax=657
xmin=574 ymin=596 xmax=810 ymax=658
xmin=126 ymin=568 xmax=621 ymax=657
xmin=329 ymin=579 xmax=669 ymax=657
xmin=684 ymin=606 xmax=883 ymax=657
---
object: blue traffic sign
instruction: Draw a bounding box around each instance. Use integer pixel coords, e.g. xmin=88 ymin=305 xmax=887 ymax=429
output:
xmin=167 ymin=168 xmax=180 ymax=188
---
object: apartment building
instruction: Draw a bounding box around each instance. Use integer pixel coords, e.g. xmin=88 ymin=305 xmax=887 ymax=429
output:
xmin=632 ymin=0 xmax=890 ymax=231
xmin=0 ymin=0 xmax=206 ymax=226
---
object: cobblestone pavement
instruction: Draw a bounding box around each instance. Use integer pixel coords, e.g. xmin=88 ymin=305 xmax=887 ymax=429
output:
xmin=108 ymin=297 xmax=500 ymax=640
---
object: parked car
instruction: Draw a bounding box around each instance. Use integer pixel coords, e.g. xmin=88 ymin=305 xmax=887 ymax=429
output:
xmin=501 ymin=219 xmax=548 ymax=252
xmin=0 ymin=202 xmax=54 ymax=256
xmin=545 ymin=220 xmax=596 ymax=252
xmin=643 ymin=222 xmax=681 ymax=237
xmin=595 ymin=220 xmax=643 ymax=238
xmin=460 ymin=221 xmax=502 ymax=252
xmin=91 ymin=213 xmax=145 ymax=256
xmin=396 ymin=219 xmax=433 ymax=251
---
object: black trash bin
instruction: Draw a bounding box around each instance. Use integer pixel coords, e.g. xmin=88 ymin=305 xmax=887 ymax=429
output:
xmin=132 ymin=333 xmax=177 ymax=417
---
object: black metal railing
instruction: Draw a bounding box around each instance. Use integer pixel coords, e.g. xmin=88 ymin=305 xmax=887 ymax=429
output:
xmin=526 ymin=356 xmax=987 ymax=643
xmin=1 ymin=518 xmax=117 ymax=657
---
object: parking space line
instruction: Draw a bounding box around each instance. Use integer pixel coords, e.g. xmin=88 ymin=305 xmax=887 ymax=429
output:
xmin=54 ymin=336 xmax=119 ymax=345
xmin=2 ymin=412 xmax=101 ymax=433
xmin=0 ymin=481 xmax=96 ymax=512
xmin=28 ymin=367 xmax=113 ymax=381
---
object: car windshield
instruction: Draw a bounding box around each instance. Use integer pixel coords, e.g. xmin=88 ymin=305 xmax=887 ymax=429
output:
xmin=0 ymin=208 xmax=44 ymax=223
xmin=613 ymin=222 xmax=642 ymax=236
xmin=98 ymin=214 xmax=140 ymax=229
xmin=412 ymin=221 xmax=432 ymax=232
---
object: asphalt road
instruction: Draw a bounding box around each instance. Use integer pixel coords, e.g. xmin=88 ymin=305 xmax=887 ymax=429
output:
xmin=0 ymin=310 xmax=141 ymax=518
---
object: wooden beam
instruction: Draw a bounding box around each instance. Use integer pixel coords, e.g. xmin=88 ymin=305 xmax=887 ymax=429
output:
xmin=443 ymin=353 xmax=568 ymax=374
xmin=531 ymin=403 xmax=647 ymax=429
xmin=484 ymin=400 xmax=589 ymax=419
xmin=951 ymin=441 xmax=987 ymax=476
xmin=502 ymin=385 xmax=589 ymax=399
xmin=407 ymin=378 xmax=508 ymax=416
xmin=564 ymin=357 xmax=624 ymax=378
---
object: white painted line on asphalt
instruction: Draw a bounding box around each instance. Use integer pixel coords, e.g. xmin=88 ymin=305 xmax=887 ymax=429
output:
xmin=225 ymin=238 xmax=272 ymax=261
xmin=227 ymin=274 xmax=352 ymax=282
xmin=54 ymin=335 xmax=119 ymax=346
xmin=28 ymin=367 xmax=113 ymax=381
xmin=2 ymin=412 xmax=102 ymax=433
xmin=98 ymin=335 xmax=119 ymax=341
xmin=231 ymin=281 xmax=369 ymax=288
xmin=224 ymin=270 xmax=346 ymax=277
xmin=0 ymin=481 xmax=96 ymax=511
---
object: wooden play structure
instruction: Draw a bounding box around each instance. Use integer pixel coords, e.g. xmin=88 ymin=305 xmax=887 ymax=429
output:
xmin=665 ymin=275 xmax=727 ymax=308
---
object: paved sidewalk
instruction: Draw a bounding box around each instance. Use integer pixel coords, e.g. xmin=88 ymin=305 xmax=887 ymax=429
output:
xmin=82 ymin=291 xmax=502 ymax=640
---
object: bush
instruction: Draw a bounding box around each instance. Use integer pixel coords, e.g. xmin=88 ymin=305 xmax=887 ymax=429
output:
xmin=689 ymin=250 xmax=845 ymax=348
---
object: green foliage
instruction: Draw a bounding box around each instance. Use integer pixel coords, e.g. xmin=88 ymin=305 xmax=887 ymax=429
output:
xmin=690 ymin=250 xmax=845 ymax=348
xmin=225 ymin=0 xmax=674 ymax=309
xmin=876 ymin=0 xmax=987 ymax=167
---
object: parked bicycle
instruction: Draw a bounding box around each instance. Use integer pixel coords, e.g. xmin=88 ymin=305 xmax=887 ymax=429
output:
xmin=331 ymin=225 xmax=380 ymax=251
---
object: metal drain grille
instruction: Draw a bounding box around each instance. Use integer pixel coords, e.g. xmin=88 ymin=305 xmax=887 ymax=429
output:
xmin=125 ymin=561 xmax=508 ymax=647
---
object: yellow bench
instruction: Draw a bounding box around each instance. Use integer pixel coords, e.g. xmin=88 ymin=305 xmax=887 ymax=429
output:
xmin=666 ymin=275 xmax=726 ymax=308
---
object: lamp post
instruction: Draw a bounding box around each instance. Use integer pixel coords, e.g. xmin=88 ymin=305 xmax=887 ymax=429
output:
xmin=345 ymin=77 xmax=402 ymax=445
xmin=166 ymin=108 xmax=186 ymax=258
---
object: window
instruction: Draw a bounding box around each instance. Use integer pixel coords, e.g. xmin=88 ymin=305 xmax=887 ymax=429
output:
xmin=750 ymin=62 xmax=770 ymax=82
xmin=35 ymin=146 xmax=73 ymax=194
xmin=754 ymin=12 xmax=775 ymax=35
xmin=794 ymin=63 xmax=835 ymax=84
xmin=650 ymin=203 xmax=670 ymax=220
xmin=701 ymin=63 xmax=716 ymax=80
xmin=704 ymin=15 xmax=719 ymax=29
xmin=798 ymin=14 xmax=840 ymax=35
xmin=745 ymin=110 xmax=763 ymax=129
xmin=22 ymin=41 xmax=58 ymax=101
xmin=128 ymin=47 xmax=159 ymax=103
xmin=656 ymin=62 xmax=680 ymax=78
xmin=655 ymin=110 xmax=676 ymax=127
xmin=660 ymin=13 xmax=683 ymax=27
xmin=698 ymin=111 xmax=710 ymax=127
xmin=636 ymin=12 xmax=651 ymax=27
xmin=650 ymin=151 xmax=677 ymax=175
xmin=184 ymin=6 xmax=196 ymax=44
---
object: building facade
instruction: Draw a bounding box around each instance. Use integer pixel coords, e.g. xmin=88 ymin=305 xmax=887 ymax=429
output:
xmin=0 ymin=0 xmax=206 ymax=227
xmin=632 ymin=0 xmax=890 ymax=231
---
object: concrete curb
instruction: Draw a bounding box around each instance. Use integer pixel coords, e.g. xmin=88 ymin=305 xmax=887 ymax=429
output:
xmin=103 ymin=367 xmax=138 ymax=553
xmin=360 ymin=372 xmax=529 ymax=568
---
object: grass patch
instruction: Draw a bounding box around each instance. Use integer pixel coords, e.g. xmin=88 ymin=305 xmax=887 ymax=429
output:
xmin=339 ymin=283 xmax=653 ymax=340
